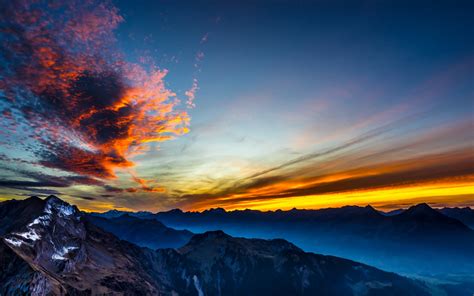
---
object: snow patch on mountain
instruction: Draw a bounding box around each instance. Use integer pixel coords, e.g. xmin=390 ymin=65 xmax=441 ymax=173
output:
xmin=45 ymin=196 xmax=76 ymax=217
xmin=4 ymin=196 xmax=77 ymax=248
xmin=4 ymin=237 xmax=23 ymax=247
xmin=193 ymin=275 xmax=204 ymax=296
xmin=29 ymin=215 xmax=51 ymax=227
xmin=15 ymin=228 xmax=41 ymax=241
xmin=52 ymin=246 xmax=79 ymax=260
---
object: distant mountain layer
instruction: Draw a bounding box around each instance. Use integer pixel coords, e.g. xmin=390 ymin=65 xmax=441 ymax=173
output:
xmin=85 ymin=214 xmax=193 ymax=249
xmin=0 ymin=196 xmax=443 ymax=295
xmin=440 ymin=207 xmax=474 ymax=229
xmin=96 ymin=203 xmax=474 ymax=275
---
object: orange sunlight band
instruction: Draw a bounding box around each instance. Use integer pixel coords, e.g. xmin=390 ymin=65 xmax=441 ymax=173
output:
xmin=191 ymin=179 xmax=474 ymax=212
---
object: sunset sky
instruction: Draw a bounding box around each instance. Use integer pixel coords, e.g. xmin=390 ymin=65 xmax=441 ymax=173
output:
xmin=0 ymin=0 xmax=473 ymax=212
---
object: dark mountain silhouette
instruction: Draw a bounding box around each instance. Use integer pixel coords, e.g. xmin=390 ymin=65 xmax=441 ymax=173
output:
xmin=440 ymin=207 xmax=474 ymax=229
xmin=115 ymin=203 xmax=474 ymax=275
xmin=89 ymin=209 xmax=152 ymax=219
xmin=86 ymin=214 xmax=193 ymax=249
xmin=0 ymin=196 xmax=443 ymax=295
xmin=173 ymin=230 xmax=429 ymax=296
xmin=391 ymin=203 xmax=471 ymax=236
xmin=380 ymin=209 xmax=404 ymax=216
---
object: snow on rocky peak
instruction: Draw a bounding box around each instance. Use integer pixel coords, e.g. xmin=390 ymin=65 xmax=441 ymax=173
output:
xmin=4 ymin=196 xmax=79 ymax=248
xmin=52 ymin=246 xmax=79 ymax=261
xmin=45 ymin=195 xmax=77 ymax=217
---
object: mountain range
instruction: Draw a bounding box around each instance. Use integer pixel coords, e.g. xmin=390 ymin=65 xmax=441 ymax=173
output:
xmin=0 ymin=195 xmax=460 ymax=295
xmin=439 ymin=207 xmax=474 ymax=229
xmin=93 ymin=203 xmax=474 ymax=276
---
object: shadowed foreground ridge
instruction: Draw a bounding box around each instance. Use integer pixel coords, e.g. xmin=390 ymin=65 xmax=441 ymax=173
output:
xmin=0 ymin=196 xmax=435 ymax=295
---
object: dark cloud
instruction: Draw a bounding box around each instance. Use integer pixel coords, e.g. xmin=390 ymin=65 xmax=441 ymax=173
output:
xmin=100 ymin=194 xmax=114 ymax=198
xmin=0 ymin=166 xmax=105 ymax=195
xmin=14 ymin=188 xmax=63 ymax=197
xmin=103 ymin=185 xmax=138 ymax=193
xmin=69 ymin=195 xmax=96 ymax=201
xmin=0 ymin=180 xmax=68 ymax=188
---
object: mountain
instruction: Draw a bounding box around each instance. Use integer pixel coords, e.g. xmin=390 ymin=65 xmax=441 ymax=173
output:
xmin=129 ymin=203 xmax=474 ymax=275
xmin=85 ymin=214 xmax=193 ymax=249
xmin=0 ymin=196 xmax=441 ymax=295
xmin=0 ymin=195 xmax=165 ymax=294
xmin=0 ymin=239 xmax=56 ymax=294
xmin=88 ymin=209 xmax=152 ymax=219
xmin=380 ymin=209 xmax=404 ymax=216
xmin=173 ymin=230 xmax=430 ymax=296
xmin=392 ymin=203 xmax=471 ymax=235
xmin=0 ymin=196 xmax=45 ymax=235
xmin=440 ymin=207 xmax=474 ymax=229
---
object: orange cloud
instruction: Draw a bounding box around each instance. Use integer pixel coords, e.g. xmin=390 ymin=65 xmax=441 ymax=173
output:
xmin=0 ymin=0 xmax=190 ymax=183
xmin=130 ymin=172 xmax=166 ymax=193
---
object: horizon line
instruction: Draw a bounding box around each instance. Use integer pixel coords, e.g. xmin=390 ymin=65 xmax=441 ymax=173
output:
xmin=7 ymin=195 xmax=472 ymax=214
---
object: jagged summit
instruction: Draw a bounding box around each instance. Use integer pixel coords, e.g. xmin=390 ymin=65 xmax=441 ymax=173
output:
xmin=27 ymin=195 xmax=42 ymax=202
xmin=45 ymin=194 xmax=62 ymax=202
xmin=204 ymin=207 xmax=226 ymax=214
xmin=3 ymin=194 xmax=84 ymax=253
xmin=165 ymin=208 xmax=183 ymax=214
xmin=401 ymin=203 xmax=440 ymax=217
xmin=0 ymin=195 xmax=164 ymax=294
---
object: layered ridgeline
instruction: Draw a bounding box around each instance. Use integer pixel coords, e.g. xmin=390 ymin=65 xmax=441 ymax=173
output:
xmin=439 ymin=207 xmax=474 ymax=229
xmin=0 ymin=196 xmax=439 ymax=295
xmin=85 ymin=214 xmax=194 ymax=249
xmin=95 ymin=204 xmax=474 ymax=276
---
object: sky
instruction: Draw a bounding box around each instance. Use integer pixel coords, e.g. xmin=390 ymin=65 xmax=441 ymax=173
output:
xmin=0 ymin=0 xmax=473 ymax=212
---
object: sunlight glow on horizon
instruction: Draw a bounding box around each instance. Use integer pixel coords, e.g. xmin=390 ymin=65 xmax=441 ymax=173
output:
xmin=186 ymin=177 xmax=474 ymax=212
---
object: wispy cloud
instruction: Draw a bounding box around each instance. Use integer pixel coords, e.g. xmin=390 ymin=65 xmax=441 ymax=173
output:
xmin=173 ymin=118 xmax=473 ymax=211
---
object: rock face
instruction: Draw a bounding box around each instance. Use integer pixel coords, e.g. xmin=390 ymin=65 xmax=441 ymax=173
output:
xmin=0 ymin=196 xmax=162 ymax=295
xmin=0 ymin=239 xmax=61 ymax=295
xmin=0 ymin=196 xmax=434 ymax=295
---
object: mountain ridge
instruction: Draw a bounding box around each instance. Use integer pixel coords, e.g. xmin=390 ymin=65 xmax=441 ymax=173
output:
xmin=0 ymin=195 xmax=444 ymax=295
xmin=97 ymin=201 xmax=474 ymax=275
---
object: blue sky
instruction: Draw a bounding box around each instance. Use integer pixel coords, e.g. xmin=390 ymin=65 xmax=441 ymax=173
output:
xmin=0 ymin=0 xmax=473 ymax=211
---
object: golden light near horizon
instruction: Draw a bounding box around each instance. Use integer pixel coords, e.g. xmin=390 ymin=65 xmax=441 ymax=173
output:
xmin=187 ymin=177 xmax=474 ymax=212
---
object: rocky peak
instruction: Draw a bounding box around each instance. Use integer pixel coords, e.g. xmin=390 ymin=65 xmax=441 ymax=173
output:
xmin=205 ymin=207 xmax=226 ymax=214
xmin=403 ymin=203 xmax=439 ymax=218
xmin=45 ymin=195 xmax=78 ymax=217
xmin=3 ymin=195 xmax=86 ymax=274
xmin=166 ymin=208 xmax=184 ymax=214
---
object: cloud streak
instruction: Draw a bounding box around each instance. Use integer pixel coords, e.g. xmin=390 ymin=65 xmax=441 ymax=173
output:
xmin=179 ymin=148 xmax=474 ymax=211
